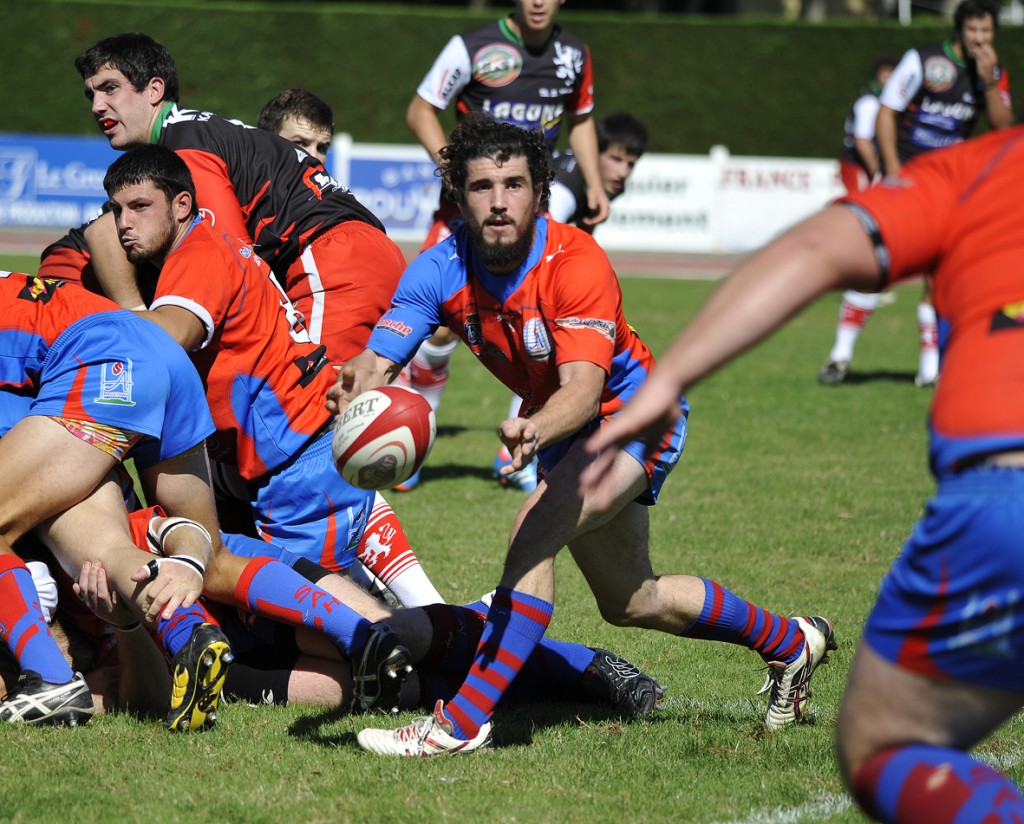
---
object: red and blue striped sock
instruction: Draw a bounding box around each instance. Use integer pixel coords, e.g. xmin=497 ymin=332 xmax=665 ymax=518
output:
xmin=418 ymin=602 xmax=594 ymax=702
xmin=443 ymin=587 xmax=553 ymax=739
xmin=234 ymin=556 xmax=369 ymax=654
xmin=0 ymin=555 xmax=74 ymax=684
xmin=853 ymin=744 xmax=1024 ymax=822
xmin=681 ymin=578 xmax=803 ymax=664
xmin=155 ymin=600 xmax=218 ymax=657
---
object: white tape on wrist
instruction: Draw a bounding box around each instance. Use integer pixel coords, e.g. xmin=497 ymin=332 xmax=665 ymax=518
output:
xmin=146 ymin=516 xmax=212 ymax=557
xmin=144 ymin=554 xmax=206 ymax=581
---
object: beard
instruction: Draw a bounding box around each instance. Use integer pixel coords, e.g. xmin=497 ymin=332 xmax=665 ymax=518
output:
xmin=467 ymin=218 xmax=536 ymax=272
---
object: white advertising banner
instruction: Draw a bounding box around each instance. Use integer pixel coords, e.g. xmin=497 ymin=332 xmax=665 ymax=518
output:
xmin=331 ymin=137 xmax=844 ymax=255
xmin=591 ymin=155 xmax=718 ymax=253
xmin=0 ymin=133 xmax=845 ymax=256
xmin=715 ymin=153 xmax=845 ymax=253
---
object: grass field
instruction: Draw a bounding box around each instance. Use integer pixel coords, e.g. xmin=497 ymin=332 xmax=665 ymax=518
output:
xmin=1 ymin=251 xmax=1020 ymax=823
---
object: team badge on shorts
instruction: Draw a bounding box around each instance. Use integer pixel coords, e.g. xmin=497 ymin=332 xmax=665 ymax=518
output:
xmin=95 ymin=359 xmax=136 ymax=406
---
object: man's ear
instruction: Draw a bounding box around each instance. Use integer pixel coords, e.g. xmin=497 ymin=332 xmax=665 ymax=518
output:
xmin=172 ymin=191 xmax=193 ymax=222
xmin=146 ymin=76 xmax=166 ymax=105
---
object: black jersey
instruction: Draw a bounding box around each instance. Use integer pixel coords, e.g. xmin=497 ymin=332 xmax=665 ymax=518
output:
xmin=416 ymin=18 xmax=594 ymax=150
xmin=154 ymin=104 xmax=383 ymax=274
xmin=882 ymin=40 xmax=1011 ymax=162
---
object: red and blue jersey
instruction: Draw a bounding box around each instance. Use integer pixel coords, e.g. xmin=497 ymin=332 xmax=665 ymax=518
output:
xmin=368 ymin=217 xmax=661 ymax=423
xmin=150 ymin=219 xmax=336 ymax=480
xmin=843 ymin=126 xmax=1024 ymax=476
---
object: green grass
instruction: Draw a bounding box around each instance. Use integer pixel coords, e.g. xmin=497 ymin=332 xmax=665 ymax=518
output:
xmin=1 ymin=255 xmax=1019 ymax=823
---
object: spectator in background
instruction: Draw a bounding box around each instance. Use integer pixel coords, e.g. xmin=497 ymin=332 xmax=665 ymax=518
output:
xmin=818 ymin=53 xmax=897 ymax=386
xmin=257 ymin=88 xmax=334 ymax=165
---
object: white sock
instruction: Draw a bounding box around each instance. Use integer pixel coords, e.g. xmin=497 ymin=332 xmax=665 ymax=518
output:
xmin=917 ymin=302 xmax=939 ymax=383
xmin=407 ymin=338 xmax=459 ymax=414
xmin=829 ymin=290 xmax=880 ymax=363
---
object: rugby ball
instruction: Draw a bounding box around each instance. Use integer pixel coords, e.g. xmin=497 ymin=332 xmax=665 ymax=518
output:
xmin=332 ymin=386 xmax=436 ymax=490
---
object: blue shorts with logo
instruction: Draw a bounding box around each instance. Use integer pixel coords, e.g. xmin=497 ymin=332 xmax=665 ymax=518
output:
xmin=234 ymin=429 xmax=376 ymax=572
xmin=864 ymin=466 xmax=1024 ymax=692
xmin=538 ymin=399 xmax=687 ymax=506
xmin=4 ymin=312 xmax=213 ymax=468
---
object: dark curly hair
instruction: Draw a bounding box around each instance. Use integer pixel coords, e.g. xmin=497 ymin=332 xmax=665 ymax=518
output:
xmin=439 ymin=115 xmax=554 ymax=204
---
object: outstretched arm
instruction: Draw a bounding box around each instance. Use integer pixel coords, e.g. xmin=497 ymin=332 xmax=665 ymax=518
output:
xmin=499 ymin=359 xmax=606 ymax=475
xmin=325 ymin=349 xmax=401 ymax=417
xmin=581 ymin=205 xmax=883 ymax=508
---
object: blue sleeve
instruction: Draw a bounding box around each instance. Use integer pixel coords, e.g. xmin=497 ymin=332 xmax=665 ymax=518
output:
xmin=366 ymin=249 xmax=447 ymax=366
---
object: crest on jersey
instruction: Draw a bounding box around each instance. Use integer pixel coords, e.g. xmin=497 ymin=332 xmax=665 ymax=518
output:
xmin=465 ymin=312 xmax=483 ymax=348
xmin=523 ymin=317 xmax=552 ymax=360
xmin=923 ymin=56 xmax=956 ymax=93
xmin=95 ymin=359 xmax=136 ymax=406
xmin=473 ymin=43 xmax=523 ymax=87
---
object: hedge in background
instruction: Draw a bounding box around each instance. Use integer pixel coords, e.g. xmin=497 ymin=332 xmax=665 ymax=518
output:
xmin=8 ymin=0 xmax=1021 ymax=157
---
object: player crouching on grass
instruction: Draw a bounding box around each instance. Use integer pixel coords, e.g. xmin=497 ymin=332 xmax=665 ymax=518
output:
xmin=329 ymin=116 xmax=836 ymax=757
xmin=99 ymin=144 xmax=666 ymax=721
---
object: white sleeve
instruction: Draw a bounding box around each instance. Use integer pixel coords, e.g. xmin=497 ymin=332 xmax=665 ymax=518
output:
xmin=879 ymin=50 xmax=923 ymax=113
xmin=547 ymin=181 xmax=578 ymax=224
xmin=148 ymin=296 xmax=216 ymax=351
xmin=415 ymin=35 xmax=472 ymax=110
xmin=851 ymin=95 xmax=881 ymax=139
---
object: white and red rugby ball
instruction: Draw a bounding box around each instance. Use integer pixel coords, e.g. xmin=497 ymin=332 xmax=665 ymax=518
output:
xmin=332 ymin=386 xmax=436 ymax=490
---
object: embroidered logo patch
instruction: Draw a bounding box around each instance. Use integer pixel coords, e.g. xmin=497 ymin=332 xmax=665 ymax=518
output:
xmin=95 ymin=359 xmax=136 ymax=406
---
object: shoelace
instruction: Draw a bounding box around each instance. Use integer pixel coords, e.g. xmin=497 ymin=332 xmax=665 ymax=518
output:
xmin=394 ymin=715 xmax=434 ymax=745
xmin=755 ymin=655 xmax=811 ymax=705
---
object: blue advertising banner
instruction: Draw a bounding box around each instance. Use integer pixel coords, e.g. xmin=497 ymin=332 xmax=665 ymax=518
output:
xmin=0 ymin=133 xmax=118 ymax=228
xmin=331 ymin=138 xmax=439 ymax=244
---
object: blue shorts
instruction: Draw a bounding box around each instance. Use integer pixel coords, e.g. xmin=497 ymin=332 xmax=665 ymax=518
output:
xmin=538 ymin=400 xmax=687 ymax=506
xmin=864 ymin=467 xmax=1024 ymax=692
xmin=23 ymin=312 xmax=213 ymax=467
xmin=241 ymin=430 xmax=376 ymax=572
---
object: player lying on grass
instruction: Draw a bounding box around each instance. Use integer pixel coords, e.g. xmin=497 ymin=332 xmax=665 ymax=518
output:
xmin=98 ymin=143 xmax=661 ymax=718
xmin=329 ymin=116 xmax=836 ymax=757
xmin=3 ymin=507 xmax=665 ymax=722
xmin=581 ymin=125 xmax=1024 ymax=824
xmin=0 ymin=266 xmax=438 ymax=727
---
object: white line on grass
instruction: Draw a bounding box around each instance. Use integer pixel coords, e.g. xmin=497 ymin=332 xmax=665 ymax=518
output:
xmin=710 ymin=793 xmax=853 ymax=824
xmin=710 ymin=747 xmax=1024 ymax=824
